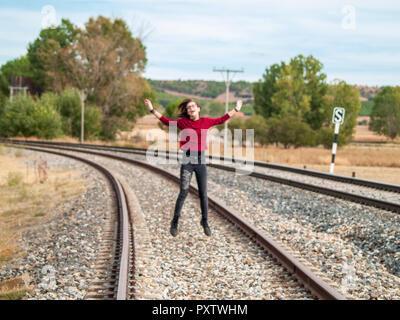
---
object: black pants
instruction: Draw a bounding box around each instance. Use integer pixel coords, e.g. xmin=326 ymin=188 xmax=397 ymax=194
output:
xmin=172 ymin=151 xmax=208 ymax=222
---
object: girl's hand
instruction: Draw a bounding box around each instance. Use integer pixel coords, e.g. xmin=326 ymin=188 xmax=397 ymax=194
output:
xmin=236 ymin=100 xmax=243 ymax=111
xmin=144 ymin=99 xmax=153 ymax=111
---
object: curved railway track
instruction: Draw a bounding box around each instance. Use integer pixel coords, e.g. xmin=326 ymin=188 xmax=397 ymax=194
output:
xmin=10 ymin=146 xmax=136 ymax=300
xmin=4 ymin=139 xmax=400 ymax=214
xmin=5 ymin=138 xmax=399 ymax=193
xmin=2 ymin=140 xmax=347 ymax=300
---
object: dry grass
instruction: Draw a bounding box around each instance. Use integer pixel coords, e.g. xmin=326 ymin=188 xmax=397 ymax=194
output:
xmin=0 ymin=146 xmax=88 ymax=274
xmin=0 ymin=275 xmax=31 ymax=300
xmin=208 ymin=144 xmax=399 ymax=184
xmin=354 ymin=117 xmax=400 ymax=143
xmin=252 ymin=145 xmax=400 ymax=168
xmin=293 ymin=164 xmax=400 ymax=185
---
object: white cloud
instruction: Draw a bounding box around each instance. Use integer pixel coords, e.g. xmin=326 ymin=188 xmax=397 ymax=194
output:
xmin=328 ymin=71 xmax=400 ymax=86
xmin=1 ymin=1 xmax=399 ymax=85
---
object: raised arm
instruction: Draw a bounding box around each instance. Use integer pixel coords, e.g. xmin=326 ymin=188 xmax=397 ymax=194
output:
xmin=207 ymin=100 xmax=243 ymax=126
xmin=144 ymin=99 xmax=162 ymax=119
xmin=227 ymin=100 xmax=243 ymax=118
xmin=144 ymin=99 xmax=175 ymax=126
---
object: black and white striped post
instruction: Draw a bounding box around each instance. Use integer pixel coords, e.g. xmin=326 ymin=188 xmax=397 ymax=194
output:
xmin=330 ymin=107 xmax=345 ymax=174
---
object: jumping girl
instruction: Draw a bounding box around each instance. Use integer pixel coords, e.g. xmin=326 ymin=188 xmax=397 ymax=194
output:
xmin=144 ymin=98 xmax=243 ymax=237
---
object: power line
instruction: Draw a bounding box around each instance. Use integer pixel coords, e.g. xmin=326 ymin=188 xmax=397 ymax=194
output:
xmin=212 ymin=67 xmax=244 ymax=150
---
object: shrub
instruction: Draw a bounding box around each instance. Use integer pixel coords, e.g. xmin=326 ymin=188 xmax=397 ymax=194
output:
xmin=228 ymin=117 xmax=245 ymax=130
xmin=0 ymin=95 xmax=37 ymax=137
xmin=316 ymin=127 xmax=333 ymax=149
xmin=316 ymin=126 xmax=349 ymax=149
xmin=265 ymin=116 xmax=317 ymax=148
xmin=56 ymin=89 xmax=81 ymax=136
xmin=33 ymin=98 xmax=63 ymax=139
xmin=0 ymin=95 xmax=62 ymax=139
xmin=245 ymin=115 xmax=269 ymax=145
xmin=71 ymin=105 xmax=102 ymax=139
xmin=227 ymin=117 xmax=246 ymax=144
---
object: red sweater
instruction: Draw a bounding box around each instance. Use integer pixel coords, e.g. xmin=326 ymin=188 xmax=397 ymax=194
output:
xmin=160 ymin=113 xmax=230 ymax=151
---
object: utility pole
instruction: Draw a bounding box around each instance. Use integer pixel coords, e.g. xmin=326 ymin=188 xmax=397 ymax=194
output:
xmin=213 ymin=67 xmax=244 ymax=150
xmin=80 ymin=90 xmax=86 ymax=144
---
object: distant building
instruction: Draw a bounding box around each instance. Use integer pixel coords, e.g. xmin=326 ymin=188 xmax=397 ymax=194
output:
xmin=9 ymin=76 xmax=37 ymax=101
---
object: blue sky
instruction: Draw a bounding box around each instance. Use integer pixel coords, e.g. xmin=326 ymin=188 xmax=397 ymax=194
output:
xmin=1 ymin=0 xmax=399 ymax=85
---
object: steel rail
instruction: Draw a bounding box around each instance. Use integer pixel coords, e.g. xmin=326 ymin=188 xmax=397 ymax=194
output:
xmin=11 ymin=144 xmax=134 ymax=300
xmin=7 ymin=139 xmax=399 ymax=214
xmin=8 ymin=141 xmax=346 ymax=300
xmin=208 ymin=163 xmax=400 ymax=214
xmin=4 ymin=138 xmax=399 ymax=193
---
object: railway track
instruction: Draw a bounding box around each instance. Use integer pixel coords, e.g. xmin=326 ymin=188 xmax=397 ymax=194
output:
xmin=5 ymin=139 xmax=399 ymax=214
xmin=2 ymin=140 xmax=346 ymax=300
xmin=5 ymin=138 xmax=399 ymax=193
xmin=8 ymin=146 xmax=136 ymax=300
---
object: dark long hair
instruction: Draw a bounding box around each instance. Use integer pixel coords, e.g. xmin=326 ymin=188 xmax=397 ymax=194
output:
xmin=177 ymin=98 xmax=201 ymax=119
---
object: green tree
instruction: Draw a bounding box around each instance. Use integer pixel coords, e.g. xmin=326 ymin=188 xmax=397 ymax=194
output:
xmin=253 ymin=55 xmax=359 ymax=147
xmin=271 ymin=63 xmax=311 ymax=118
xmin=321 ymin=80 xmax=361 ymax=146
xmin=253 ymin=62 xmax=283 ymax=118
xmin=35 ymin=16 xmax=149 ymax=140
xmin=27 ymin=19 xmax=77 ymax=92
xmin=0 ymin=91 xmax=6 ymax=115
xmin=253 ymin=54 xmax=329 ymax=130
xmin=0 ymin=56 xmax=34 ymax=96
xmin=369 ymin=86 xmax=400 ymax=140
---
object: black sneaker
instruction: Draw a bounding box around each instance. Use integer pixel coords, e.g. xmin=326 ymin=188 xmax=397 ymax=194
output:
xmin=200 ymin=219 xmax=211 ymax=236
xmin=170 ymin=219 xmax=178 ymax=237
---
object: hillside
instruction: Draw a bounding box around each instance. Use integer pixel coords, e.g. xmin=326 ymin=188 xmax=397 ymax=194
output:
xmin=148 ymin=79 xmax=254 ymax=101
xmin=357 ymin=85 xmax=381 ymax=101
xmin=149 ymin=80 xmax=380 ymax=100
xmin=148 ymin=80 xmax=383 ymax=116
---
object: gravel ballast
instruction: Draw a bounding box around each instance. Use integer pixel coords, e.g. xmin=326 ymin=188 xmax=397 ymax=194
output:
xmin=104 ymin=150 xmax=400 ymax=299
xmin=5 ymin=145 xmax=399 ymax=299
xmin=56 ymin=149 xmax=315 ymax=299
xmin=0 ymin=147 xmax=115 ymax=299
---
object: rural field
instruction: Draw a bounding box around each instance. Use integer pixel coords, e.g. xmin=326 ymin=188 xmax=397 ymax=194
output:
xmin=20 ymin=114 xmax=400 ymax=185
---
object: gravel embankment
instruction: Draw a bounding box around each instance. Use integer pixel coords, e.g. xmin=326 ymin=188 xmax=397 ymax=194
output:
xmin=56 ymin=149 xmax=315 ymax=300
xmin=106 ymin=150 xmax=400 ymax=300
xmin=0 ymin=147 xmax=114 ymax=299
xmin=8 ymin=146 xmax=400 ymax=299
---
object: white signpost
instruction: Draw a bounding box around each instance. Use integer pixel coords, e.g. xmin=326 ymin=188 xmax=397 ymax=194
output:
xmin=330 ymin=107 xmax=345 ymax=174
